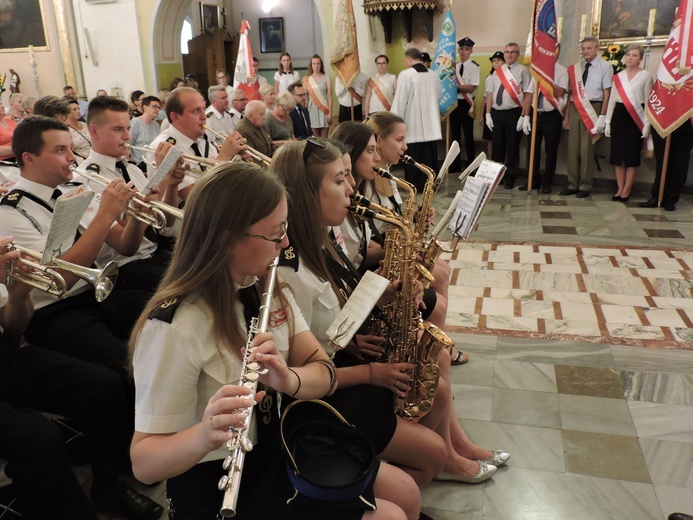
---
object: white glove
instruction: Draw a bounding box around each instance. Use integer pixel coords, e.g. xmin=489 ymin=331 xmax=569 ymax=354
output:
xmin=516 ymin=116 xmax=524 ymax=132
xmin=592 ymin=114 xmax=606 ymax=134
xmin=642 ymin=121 xmax=651 ymax=138
xmin=522 ymin=115 xmax=531 ymax=135
xmin=485 ymin=113 xmax=494 ymax=131
xmin=604 ymin=123 xmax=611 ymax=138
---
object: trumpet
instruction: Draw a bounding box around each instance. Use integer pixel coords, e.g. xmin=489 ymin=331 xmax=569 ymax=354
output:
xmin=126 ymin=143 xmax=214 ymax=178
xmin=74 ymin=167 xmax=181 ymax=227
xmin=203 ymin=126 xmax=272 ymax=167
xmin=3 ymin=243 xmax=118 ymax=302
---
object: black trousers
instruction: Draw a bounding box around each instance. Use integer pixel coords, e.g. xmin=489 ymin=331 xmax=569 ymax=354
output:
xmin=650 ymin=122 xmax=693 ymax=204
xmin=339 ymin=104 xmax=363 ymax=123
xmin=403 ymin=140 xmax=439 ymax=192
xmin=491 ymin=107 xmax=523 ymax=184
xmin=449 ymin=98 xmax=476 ymax=170
xmin=0 ymin=338 xmax=130 ymax=520
xmin=529 ymin=110 xmax=564 ymax=188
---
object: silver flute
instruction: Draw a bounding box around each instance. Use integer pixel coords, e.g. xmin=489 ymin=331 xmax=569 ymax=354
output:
xmin=218 ymin=255 xmax=280 ymax=517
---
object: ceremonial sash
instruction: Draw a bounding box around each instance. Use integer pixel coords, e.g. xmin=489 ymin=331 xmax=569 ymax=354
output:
xmin=455 ymin=63 xmax=475 ymax=117
xmin=349 ymin=87 xmax=363 ymax=104
xmin=612 ymin=72 xmax=646 ymax=132
xmin=303 ymin=76 xmax=329 ymax=116
xmin=368 ymin=76 xmax=392 ymax=111
xmin=568 ymin=63 xmax=599 ymax=134
xmin=497 ymin=65 xmax=524 ymax=107
xmin=538 ymin=82 xmax=562 ymax=116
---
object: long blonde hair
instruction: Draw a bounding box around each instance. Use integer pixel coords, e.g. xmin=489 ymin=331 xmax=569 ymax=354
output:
xmin=365 ymin=112 xmax=406 ymax=198
xmin=129 ymin=162 xmax=287 ymax=360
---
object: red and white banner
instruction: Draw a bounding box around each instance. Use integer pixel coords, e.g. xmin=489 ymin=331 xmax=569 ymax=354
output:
xmin=646 ymin=3 xmax=693 ymax=137
xmin=232 ymin=21 xmax=260 ymax=101
xmin=530 ymin=0 xmax=559 ymax=108
xmin=568 ymin=63 xmax=599 ymax=135
xmin=679 ymin=0 xmax=692 ymax=72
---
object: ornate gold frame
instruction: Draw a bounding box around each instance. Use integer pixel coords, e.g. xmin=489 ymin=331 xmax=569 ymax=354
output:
xmin=0 ymin=0 xmax=51 ymax=53
xmin=590 ymin=0 xmax=676 ymax=47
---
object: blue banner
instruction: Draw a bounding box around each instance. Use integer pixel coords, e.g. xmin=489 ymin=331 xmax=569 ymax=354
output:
xmin=432 ymin=9 xmax=458 ymax=118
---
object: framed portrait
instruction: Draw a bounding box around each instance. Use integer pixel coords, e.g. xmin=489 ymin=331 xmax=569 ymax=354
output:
xmin=591 ymin=0 xmax=678 ymax=46
xmin=0 ymin=0 xmax=49 ymax=52
xmin=259 ymin=17 xmax=285 ymax=53
xmin=199 ymin=1 xmax=220 ymax=36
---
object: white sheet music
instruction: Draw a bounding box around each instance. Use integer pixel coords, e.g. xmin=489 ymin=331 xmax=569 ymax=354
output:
xmin=42 ymin=186 xmax=94 ymax=264
xmin=450 ymin=176 xmax=490 ymax=239
xmin=143 ymin=147 xmax=184 ymax=195
xmin=325 ymin=270 xmax=390 ymax=352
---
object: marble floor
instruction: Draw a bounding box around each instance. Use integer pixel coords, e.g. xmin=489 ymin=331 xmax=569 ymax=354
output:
xmin=420 ymin=176 xmax=693 ymax=520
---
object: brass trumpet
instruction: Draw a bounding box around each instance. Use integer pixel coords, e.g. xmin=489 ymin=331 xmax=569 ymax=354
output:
xmin=74 ymin=167 xmax=180 ymax=227
xmin=126 ymin=143 xmax=212 ymax=178
xmin=3 ymin=243 xmax=118 ymax=302
xmin=203 ymin=126 xmax=272 ymax=167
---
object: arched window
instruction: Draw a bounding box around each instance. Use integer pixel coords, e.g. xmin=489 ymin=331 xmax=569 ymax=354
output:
xmin=181 ymin=19 xmax=192 ymax=54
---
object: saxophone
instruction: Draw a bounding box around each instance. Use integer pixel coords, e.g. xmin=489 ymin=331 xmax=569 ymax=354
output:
xmin=350 ymin=205 xmax=452 ymax=421
xmin=218 ymin=256 xmax=280 ymax=517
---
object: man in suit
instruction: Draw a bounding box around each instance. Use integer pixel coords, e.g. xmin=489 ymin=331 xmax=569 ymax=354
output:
xmin=235 ymin=100 xmax=273 ymax=160
xmin=288 ymin=81 xmax=312 ymax=139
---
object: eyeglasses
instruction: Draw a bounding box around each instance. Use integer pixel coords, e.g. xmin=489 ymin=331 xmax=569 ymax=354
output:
xmin=246 ymin=221 xmax=289 ymax=244
xmin=504 ymin=50 xmax=520 ymax=54
xmin=295 ymin=93 xmax=308 ymax=98
xmin=376 ymin=62 xmax=388 ymax=65
xmin=149 ymin=105 xmax=161 ymax=110
xmin=302 ymin=137 xmax=326 ymax=164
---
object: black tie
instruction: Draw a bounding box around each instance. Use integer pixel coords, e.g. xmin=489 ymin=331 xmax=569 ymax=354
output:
xmin=582 ymin=62 xmax=591 ymax=85
xmin=496 ymin=67 xmax=507 ymax=105
xmin=190 ymin=142 xmax=202 ymax=157
xmin=51 ymin=189 xmax=62 ymax=201
xmin=538 ymin=92 xmax=544 ymax=109
xmin=459 ymin=62 xmax=464 ymax=78
xmin=115 ymin=160 xmax=131 ymax=183
xmin=237 ymin=285 xmax=260 ymax=329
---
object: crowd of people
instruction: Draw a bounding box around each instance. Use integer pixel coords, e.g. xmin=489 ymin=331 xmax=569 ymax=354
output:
xmin=0 ymin=35 xmax=691 ymax=520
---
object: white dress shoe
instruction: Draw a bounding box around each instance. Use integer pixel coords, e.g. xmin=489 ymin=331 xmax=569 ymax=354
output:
xmin=479 ymin=449 xmax=510 ymax=466
xmin=433 ymin=461 xmax=497 ymax=484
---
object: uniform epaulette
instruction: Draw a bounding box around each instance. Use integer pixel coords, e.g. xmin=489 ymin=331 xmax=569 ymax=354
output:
xmin=205 ymin=111 xmax=214 ymax=118
xmin=63 ymin=181 xmax=83 ymax=187
xmin=0 ymin=190 xmax=23 ymax=207
xmin=278 ymin=245 xmax=299 ymax=272
xmin=148 ymin=297 xmax=183 ymax=323
xmin=166 ymin=136 xmax=177 ymax=145
xmin=472 ymin=60 xmax=479 ymax=66
xmin=86 ymin=163 xmax=100 ymax=174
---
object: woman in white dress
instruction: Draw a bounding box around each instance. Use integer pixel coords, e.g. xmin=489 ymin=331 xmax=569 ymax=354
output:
xmin=303 ymin=54 xmax=332 ymax=137
xmin=274 ymin=52 xmax=301 ymax=95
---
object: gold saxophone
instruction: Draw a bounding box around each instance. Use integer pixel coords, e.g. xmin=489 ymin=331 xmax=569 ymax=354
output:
xmin=350 ymin=204 xmax=452 ymax=421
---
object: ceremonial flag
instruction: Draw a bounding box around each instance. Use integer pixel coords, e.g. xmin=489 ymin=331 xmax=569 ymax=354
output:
xmin=431 ymin=9 xmax=458 ymax=118
xmin=647 ymin=3 xmax=693 ymax=137
xmin=232 ymin=20 xmax=260 ymax=101
xmin=530 ymin=0 xmax=559 ymax=107
xmin=679 ymin=0 xmax=692 ymax=72
xmin=330 ymin=0 xmax=360 ymax=87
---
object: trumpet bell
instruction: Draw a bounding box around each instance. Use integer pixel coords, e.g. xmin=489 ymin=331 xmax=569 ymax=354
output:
xmin=50 ymin=258 xmax=119 ymax=302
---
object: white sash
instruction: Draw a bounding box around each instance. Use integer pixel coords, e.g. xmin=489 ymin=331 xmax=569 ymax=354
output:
xmin=497 ymin=65 xmax=524 ymax=107
xmin=613 ymin=72 xmax=646 ymax=131
xmin=568 ymin=62 xmax=599 ymax=134
xmin=455 ymin=62 xmax=475 ymax=116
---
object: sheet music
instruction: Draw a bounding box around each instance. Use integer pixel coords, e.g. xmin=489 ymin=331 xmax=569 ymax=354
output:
xmin=41 ymin=186 xmax=94 ymax=264
xmin=450 ymin=176 xmax=490 ymax=239
xmin=436 ymin=140 xmax=460 ymax=184
xmin=325 ymin=270 xmax=390 ymax=352
xmin=143 ymin=147 xmax=184 ymax=195
xmin=474 ymin=159 xmax=505 ymax=187
xmin=457 ymin=151 xmax=487 ymax=183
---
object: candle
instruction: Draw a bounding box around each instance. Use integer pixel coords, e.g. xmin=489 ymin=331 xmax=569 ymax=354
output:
xmin=557 ymin=16 xmax=563 ymax=43
xmin=647 ymin=8 xmax=656 ymax=38
xmin=579 ymin=14 xmax=587 ymax=41
xmin=28 ymin=45 xmax=34 ymax=61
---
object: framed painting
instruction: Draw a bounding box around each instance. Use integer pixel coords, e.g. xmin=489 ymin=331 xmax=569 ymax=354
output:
xmin=199 ymin=1 xmax=220 ymax=36
xmin=0 ymin=0 xmax=49 ymax=52
xmin=259 ymin=17 xmax=285 ymax=54
xmin=591 ymin=0 xmax=678 ymax=46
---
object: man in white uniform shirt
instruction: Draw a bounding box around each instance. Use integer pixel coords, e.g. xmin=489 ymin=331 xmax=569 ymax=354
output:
xmin=364 ymin=54 xmax=397 ymax=116
xmin=336 ymin=72 xmax=368 ymax=122
xmin=561 ymin=36 xmax=612 ymax=197
xmin=228 ymin=88 xmax=249 ymax=132
xmin=485 ymin=42 xmax=532 ymax=189
xmin=205 ymin=85 xmax=235 ymax=145
xmin=391 ymin=47 xmax=442 ymax=191
xmin=450 ymin=37 xmax=480 ymax=171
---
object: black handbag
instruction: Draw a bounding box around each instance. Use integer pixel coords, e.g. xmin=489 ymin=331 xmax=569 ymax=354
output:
xmin=280 ymin=399 xmax=378 ymax=510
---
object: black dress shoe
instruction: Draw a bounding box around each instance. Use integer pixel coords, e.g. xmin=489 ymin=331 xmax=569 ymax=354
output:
xmin=541 ymin=186 xmax=552 ymax=194
xmin=92 ymin=481 xmax=164 ymax=520
xmin=665 ymin=201 xmax=676 ymax=211
xmin=620 ymin=196 xmax=630 ymax=202
xmin=518 ymin=184 xmax=529 ymax=191
xmin=638 ymin=197 xmax=658 ymax=208
xmin=504 ymin=182 xmax=515 ymax=189
xmin=612 ymin=195 xmax=622 ymax=201
xmin=576 ymin=190 xmax=591 ymax=198
xmin=559 ymin=188 xmax=578 ymax=196
xmin=668 ymin=514 xmax=693 ymax=520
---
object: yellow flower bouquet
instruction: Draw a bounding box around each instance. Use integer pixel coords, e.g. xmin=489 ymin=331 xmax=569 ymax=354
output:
xmin=601 ymin=44 xmax=626 ymax=74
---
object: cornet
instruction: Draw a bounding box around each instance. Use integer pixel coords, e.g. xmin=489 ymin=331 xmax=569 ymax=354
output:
xmin=3 ymin=243 xmax=118 ymax=302
xmin=73 ymin=166 xmax=179 ymax=228
xmin=126 ymin=143 xmax=216 ymax=178
xmin=203 ymin=126 xmax=272 ymax=167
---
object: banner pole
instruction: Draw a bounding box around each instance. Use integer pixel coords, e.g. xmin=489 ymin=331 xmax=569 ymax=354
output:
xmin=657 ymin=134 xmax=671 ymax=207
xmin=527 ymin=89 xmax=539 ymax=193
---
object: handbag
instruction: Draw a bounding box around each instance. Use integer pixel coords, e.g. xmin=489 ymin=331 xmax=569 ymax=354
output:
xmin=280 ymin=399 xmax=378 ymax=510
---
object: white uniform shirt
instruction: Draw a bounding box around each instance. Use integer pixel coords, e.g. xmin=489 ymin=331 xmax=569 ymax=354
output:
xmin=455 ymin=59 xmax=480 ymax=99
xmin=527 ymin=63 xmax=569 ymax=113
xmin=368 ymin=73 xmax=396 ymax=114
xmin=133 ymin=286 xmax=308 ymax=463
xmin=74 ymin=151 xmax=158 ymax=269
xmin=489 ymin=63 xmax=531 ymax=110
xmin=362 ymin=180 xmax=403 ymax=235
xmin=150 ymin=125 xmax=215 ymax=191
xmin=0 ymin=178 xmax=89 ymax=309
xmin=338 ymin=216 xmax=372 ymax=269
xmin=0 ymin=161 xmax=20 ymax=192
xmin=274 ymin=71 xmax=301 ymax=94
xmin=391 ymin=65 xmax=442 ymax=143
xmin=605 ymin=69 xmax=654 ymax=122
xmin=227 ymin=108 xmax=243 ymax=133
xmin=278 ymin=257 xmax=340 ymax=355
xmin=335 ymin=74 xmax=367 ymax=107
xmin=569 ymin=56 xmax=613 ymax=102
xmin=204 ymin=105 xmax=235 ymax=145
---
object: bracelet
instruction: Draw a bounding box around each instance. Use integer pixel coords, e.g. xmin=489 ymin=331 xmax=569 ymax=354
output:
xmin=369 ymin=362 xmax=375 ymax=386
xmin=287 ymin=368 xmax=301 ymax=397
xmin=313 ymin=359 xmax=337 ymax=394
